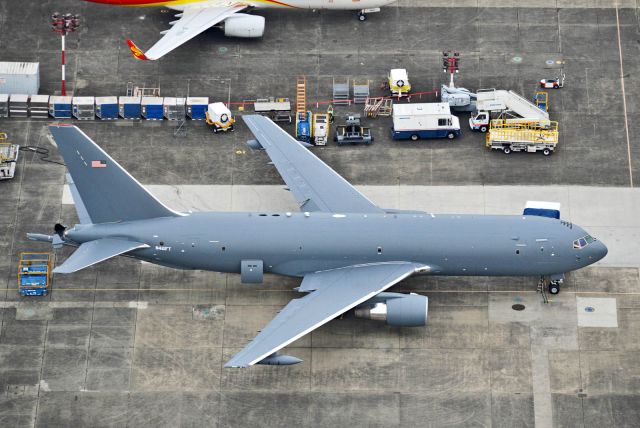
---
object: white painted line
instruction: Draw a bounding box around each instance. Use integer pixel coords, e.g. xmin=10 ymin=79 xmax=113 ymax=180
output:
xmin=615 ymin=6 xmax=634 ymax=188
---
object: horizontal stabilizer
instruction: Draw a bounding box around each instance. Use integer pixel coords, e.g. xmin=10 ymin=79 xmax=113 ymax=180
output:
xmin=53 ymin=238 xmax=149 ymax=274
xmin=523 ymin=201 xmax=561 ymax=219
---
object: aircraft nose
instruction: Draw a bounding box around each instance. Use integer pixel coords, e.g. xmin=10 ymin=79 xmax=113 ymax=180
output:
xmin=591 ymin=241 xmax=608 ymax=262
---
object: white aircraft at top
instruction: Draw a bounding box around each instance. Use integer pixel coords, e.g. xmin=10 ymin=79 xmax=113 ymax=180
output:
xmin=86 ymin=0 xmax=396 ymax=60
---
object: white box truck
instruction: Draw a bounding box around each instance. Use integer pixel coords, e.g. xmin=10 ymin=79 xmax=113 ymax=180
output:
xmin=391 ymin=103 xmax=461 ymax=141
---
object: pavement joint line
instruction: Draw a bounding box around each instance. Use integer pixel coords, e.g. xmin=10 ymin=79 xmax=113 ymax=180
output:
xmin=615 ymin=6 xmax=634 ymax=188
xmin=3 ymin=289 xmax=640 ymax=294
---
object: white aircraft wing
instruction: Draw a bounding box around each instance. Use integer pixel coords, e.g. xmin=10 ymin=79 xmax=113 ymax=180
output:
xmin=224 ymin=262 xmax=428 ymax=368
xmin=126 ymin=3 xmax=246 ymax=60
xmin=242 ymin=115 xmax=384 ymax=213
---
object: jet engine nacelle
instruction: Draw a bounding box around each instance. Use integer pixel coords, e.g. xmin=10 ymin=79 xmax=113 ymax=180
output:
xmin=223 ymin=14 xmax=265 ymax=38
xmin=354 ymin=293 xmax=428 ymax=327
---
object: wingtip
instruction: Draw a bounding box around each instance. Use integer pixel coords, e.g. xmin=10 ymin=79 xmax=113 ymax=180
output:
xmin=126 ymin=39 xmax=150 ymax=61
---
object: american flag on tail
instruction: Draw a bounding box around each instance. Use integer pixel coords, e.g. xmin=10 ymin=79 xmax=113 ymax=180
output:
xmin=91 ymin=160 xmax=107 ymax=168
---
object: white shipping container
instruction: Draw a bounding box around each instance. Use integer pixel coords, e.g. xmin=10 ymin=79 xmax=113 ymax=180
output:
xmin=0 ymin=62 xmax=39 ymax=95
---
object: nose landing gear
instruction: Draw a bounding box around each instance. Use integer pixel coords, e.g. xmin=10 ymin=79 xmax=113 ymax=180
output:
xmin=538 ymin=275 xmax=564 ymax=303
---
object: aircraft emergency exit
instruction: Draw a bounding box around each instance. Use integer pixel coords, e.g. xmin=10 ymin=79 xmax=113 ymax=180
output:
xmin=86 ymin=0 xmax=396 ymax=60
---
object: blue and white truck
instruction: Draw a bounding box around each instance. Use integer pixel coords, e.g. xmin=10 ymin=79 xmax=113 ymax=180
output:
xmin=391 ymin=103 xmax=461 ymax=141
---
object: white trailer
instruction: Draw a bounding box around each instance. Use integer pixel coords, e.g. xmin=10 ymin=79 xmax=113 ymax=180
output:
xmin=391 ymin=103 xmax=461 ymax=141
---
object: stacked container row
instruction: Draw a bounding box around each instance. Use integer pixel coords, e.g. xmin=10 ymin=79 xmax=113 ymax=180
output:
xmin=0 ymin=95 xmax=215 ymax=120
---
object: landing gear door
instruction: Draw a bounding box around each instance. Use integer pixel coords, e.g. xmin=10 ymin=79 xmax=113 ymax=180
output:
xmin=241 ymin=260 xmax=264 ymax=284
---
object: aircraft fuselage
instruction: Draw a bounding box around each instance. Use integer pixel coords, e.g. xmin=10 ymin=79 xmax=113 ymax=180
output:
xmin=86 ymin=0 xmax=396 ymax=10
xmin=64 ymin=211 xmax=606 ymax=278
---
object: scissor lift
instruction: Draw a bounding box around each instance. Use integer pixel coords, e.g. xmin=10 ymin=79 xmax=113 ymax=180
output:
xmin=18 ymin=253 xmax=52 ymax=297
xmin=486 ymin=120 xmax=559 ymax=156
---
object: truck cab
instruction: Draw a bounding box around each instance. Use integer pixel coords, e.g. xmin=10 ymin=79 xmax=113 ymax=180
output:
xmin=469 ymin=111 xmax=490 ymax=132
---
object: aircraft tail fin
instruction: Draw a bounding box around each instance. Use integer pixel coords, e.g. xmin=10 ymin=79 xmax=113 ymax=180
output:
xmin=49 ymin=125 xmax=182 ymax=224
xmin=126 ymin=39 xmax=150 ymax=61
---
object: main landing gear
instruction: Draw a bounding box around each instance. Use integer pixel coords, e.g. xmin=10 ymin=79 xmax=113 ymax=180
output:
xmin=357 ymin=8 xmax=381 ymax=21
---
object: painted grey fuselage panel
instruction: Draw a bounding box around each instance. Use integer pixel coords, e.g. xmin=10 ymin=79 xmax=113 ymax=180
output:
xmin=65 ymin=211 xmax=605 ymax=278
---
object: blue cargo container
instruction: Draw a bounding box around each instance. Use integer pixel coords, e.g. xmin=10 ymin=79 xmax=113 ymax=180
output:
xmin=96 ymin=96 xmax=118 ymax=119
xmin=49 ymin=95 xmax=72 ymax=118
xmin=187 ymin=97 xmax=209 ymax=120
xmin=142 ymin=96 xmax=164 ymax=120
xmin=118 ymin=96 xmax=141 ymax=119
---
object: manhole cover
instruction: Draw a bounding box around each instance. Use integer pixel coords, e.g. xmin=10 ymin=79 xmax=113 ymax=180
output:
xmin=218 ymin=47 xmax=228 ymax=53
xmin=546 ymin=59 xmax=555 ymax=65
xmin=512 ymin=56 xmax=523 ymax=63
xmin=512 ymin=304 xmax=526 ymax=311
xmin=585 ymin=306 xmax=595 ymax=313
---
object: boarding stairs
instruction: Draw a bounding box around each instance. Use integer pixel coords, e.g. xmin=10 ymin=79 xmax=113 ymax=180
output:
xmin=477 ymin=89 xmax=549 ymax=121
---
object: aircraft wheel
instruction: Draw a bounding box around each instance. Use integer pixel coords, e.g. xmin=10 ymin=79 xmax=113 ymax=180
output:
xmin=549 ymin=282 xmax=560 ymax=295
xmin=358 ymin=12 xmax=367 ymax=21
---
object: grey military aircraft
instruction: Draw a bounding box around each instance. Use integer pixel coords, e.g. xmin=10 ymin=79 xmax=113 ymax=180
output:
xmin=30 ymin=116 xmax=607 ymax=368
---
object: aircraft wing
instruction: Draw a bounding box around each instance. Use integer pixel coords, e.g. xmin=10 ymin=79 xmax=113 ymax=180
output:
xmin=126 ymin=3 xmax=246 ymax=60
xmin=224 ymin=262 xmax=427 ymax=368
xmin=242 ymin=115 xmax=383 ymax=213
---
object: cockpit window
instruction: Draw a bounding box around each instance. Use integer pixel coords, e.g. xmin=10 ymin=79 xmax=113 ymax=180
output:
xmin=573 ymin=235 xmax=596 ymax=249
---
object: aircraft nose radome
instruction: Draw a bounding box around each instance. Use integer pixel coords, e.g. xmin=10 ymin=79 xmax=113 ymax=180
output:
xmin=594 ymin=241 xmax=608 ymax=261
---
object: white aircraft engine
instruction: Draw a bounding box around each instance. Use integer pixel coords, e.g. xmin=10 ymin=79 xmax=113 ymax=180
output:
xmin=223 ymin=14 xmax=265 ymax=38
xmin=354 ymin=293 xmax=428 ymax=327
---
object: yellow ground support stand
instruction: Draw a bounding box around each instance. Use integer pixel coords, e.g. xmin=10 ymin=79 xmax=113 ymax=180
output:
xmin=486 ymin=120 xmax=559 ymax=156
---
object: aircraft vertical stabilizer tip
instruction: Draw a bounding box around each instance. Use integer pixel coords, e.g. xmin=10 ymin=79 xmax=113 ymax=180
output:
xmin=126 ymin=39 xmax=150 ymax=61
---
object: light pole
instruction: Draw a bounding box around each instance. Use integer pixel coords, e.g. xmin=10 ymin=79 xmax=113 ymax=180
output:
xmin=442 ymin=51 xmax=460 ymax=88
xmin=51 ymin=13 xmax=80 ymax=96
